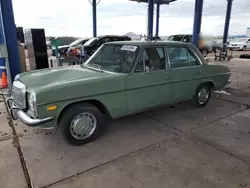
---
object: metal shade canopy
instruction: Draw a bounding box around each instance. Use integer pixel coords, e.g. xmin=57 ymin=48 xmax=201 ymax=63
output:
xmin=129 ymin=0 xmax=177 ymax=40
xmin=129 ymin=0 xmax=177 ymax=5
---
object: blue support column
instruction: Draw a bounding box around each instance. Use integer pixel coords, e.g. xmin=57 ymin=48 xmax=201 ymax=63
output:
xmin=147 ymin=0 xmax=154 ymax=41
xmin=192 ymin=0 xmax=204 ymax=47
xmin=223 ymin=0 xmax=233 ymax=54
xmin=155 ymin=3 xmax=160 ymax=37
xmin=92 ymin=0 xmax=97 ymax=37
xmin=0 ymin=7 xmax=4 ymax=44
xmin=0 ymin=0 xmax=21 ymax=82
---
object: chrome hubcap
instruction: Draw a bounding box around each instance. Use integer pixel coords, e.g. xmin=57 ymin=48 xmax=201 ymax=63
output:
xmin=198 ymin=86 xmax=209 ymax=105
xmin=70 ymin=112 xmax=97 ymax=140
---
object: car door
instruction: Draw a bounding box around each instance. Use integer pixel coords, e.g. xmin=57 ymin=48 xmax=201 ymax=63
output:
xmin=126 ymin=46 xmax=171 ymax=113
xmin=167 ymin=46 xmax=204 ymax=103
xmin=246 ymin=39 xmax=250 ymax=49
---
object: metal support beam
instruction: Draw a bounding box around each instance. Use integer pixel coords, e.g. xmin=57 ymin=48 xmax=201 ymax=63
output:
xmin=155 ymin=3 xmax=160 ymax=37
xmin=92 ymin=0 xmax=97 ymax=37
xmin=0 ymin=8 xmax=4 ymax=44
xmin=0 ymin=0 xmax=21 ymax=82
xmin=223 ymin=0 xmax=233 ymax=54
xmin=147 ymin=0 xmax=154 ymax=41
xmin=192 ymin=0 xmax=204 ymax=47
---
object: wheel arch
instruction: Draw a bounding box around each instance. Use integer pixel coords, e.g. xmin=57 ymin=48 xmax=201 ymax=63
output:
xmin=57 ymin=99 xmax=111 ymax=124
xmin=197 ymin=80 xmax=215 ymax=91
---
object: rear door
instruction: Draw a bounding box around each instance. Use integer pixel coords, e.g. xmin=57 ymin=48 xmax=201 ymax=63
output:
xmin=167 ymin=46 xmax=204 ymax=103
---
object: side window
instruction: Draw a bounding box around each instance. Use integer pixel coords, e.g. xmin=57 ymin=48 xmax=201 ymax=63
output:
xmin=112 ymin=37 xmax=119 ymax=41
xmin=103 ymin=38 xmax=111 ymax=43
xmin=99 ymin=38 xmax=110 ymax=46
xmin=183 ymin=35 xmax=191 ymax=43
xmin=96 ymin=39 xmax=101 ymax=46
xmin=188 ymin=49 xmax=201 ymax=66
xmin=135 ymin=47 xmax=165 ymax=72
xmin=167 ymin=47 xmax=201 ymax=68
xmin=167 ymin=47 xmax=189 ymax=68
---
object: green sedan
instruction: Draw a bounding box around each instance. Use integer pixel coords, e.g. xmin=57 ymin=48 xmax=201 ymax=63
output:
xmin=8 ymin=41 xmax=231 ymax=146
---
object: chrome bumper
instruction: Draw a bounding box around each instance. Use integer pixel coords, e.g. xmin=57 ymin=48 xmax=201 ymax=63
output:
xmin=7 ymin=99 xmax=54 ymax=127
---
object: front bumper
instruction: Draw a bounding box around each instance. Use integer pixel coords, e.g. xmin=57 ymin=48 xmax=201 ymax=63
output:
xmin=7 ymin=98 xmax=54 ymax=127
xmin=228 ymin=46 xmax=241 ymax=50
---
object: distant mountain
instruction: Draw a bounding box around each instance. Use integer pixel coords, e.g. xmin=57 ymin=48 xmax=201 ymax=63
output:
xmin=124 ymin=32 xmax=169 ymax=41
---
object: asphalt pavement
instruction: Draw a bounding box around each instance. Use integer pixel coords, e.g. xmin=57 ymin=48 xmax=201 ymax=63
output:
xmin=1 ymin=58 xmax=250 ymax=188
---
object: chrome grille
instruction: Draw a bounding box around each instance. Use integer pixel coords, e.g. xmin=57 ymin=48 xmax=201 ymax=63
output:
xmin=11 ymin=81 xmax=26 ymax=109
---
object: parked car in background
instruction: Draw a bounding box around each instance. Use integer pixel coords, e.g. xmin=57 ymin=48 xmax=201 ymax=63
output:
xmin=51 ymin=38 xmax=89 ymax=56
xmin=166 ymin=34 xmax=219 ymax=57
xmin=46 ymin=41 xmax=51 ymax=49
xmin=228 ymin=38 xmax=250 ymax=51
xmin=8 ymin=41 xmax=231 ymax=146
xmin=83 ymin=35 xmax=132 ymax=57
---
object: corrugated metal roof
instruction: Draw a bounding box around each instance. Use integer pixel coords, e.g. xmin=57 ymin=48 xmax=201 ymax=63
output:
xmin=129 ymin=0 xmax=177 ymax=5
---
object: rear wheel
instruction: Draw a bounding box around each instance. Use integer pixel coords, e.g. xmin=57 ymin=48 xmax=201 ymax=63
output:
xmin=193 ymin=83 xmax=212 ymax=108
xmin=58 ymin=103 xmax=105 ymax=146
xmin=202 ymin=49 xmax=209 ymax=57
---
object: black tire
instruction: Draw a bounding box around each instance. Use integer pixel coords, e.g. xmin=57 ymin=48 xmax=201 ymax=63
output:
xmin=58 ymin=103 xmax=105 ymax=146
xmin=193 ymin=83 xmax=212 ymax=108
xmin=202 ymin=50 xmax=208 ymax=57
xmin=242 ymin=46 xmax=246 ymax=51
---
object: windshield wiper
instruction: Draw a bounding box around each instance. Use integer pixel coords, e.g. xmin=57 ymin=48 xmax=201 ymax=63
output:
xmin=90 ymin=63 xmax=101 ymax=70
xmin=83 ymin=63 xmax=104 ymax=72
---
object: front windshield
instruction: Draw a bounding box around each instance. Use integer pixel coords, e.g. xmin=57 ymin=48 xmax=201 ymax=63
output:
xmin=84 ymin=44 xmax=140 ymax=73
xmin=232 ymin=38 xmax=248 ymax=43
xmin=69 ymin=39 xmax=84 ymax=46
xmin=84 ymin=37 xmax=99 ymax=46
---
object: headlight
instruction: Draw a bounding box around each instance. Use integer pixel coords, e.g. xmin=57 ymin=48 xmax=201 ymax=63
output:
xmin=14 ymin=74 xmax=20 ymax=81
xmin=28 ymin=92 xmax=37 ymax=116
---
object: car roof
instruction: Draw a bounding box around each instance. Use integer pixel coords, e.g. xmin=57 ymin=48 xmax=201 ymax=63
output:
xmin=98 ymin=35 xmax=131 ymax=38
xmin=106 ymin=40 xmax=192 ymax=47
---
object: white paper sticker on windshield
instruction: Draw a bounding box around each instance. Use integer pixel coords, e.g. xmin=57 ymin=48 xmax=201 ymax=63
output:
xmin=120 ymin=45 xmax=137 ymax=52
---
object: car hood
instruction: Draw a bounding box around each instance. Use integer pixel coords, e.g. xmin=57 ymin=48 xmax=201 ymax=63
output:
xmin=18 ymin=66 xmax=112 ymax=90
xmin=18 ymin=66 xmax=127 ymax=105
xmin=52 ymin=45 xmax=69 ymax=50
xmin=229 ymin=42 xmax=245 ymax=45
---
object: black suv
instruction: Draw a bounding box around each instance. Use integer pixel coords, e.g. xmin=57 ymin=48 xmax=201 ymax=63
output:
xmin=83 ymin=35 xmax=132 ymax=56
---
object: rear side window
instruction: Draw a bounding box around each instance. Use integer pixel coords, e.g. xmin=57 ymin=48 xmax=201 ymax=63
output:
xmin=168 ymin=35 xmax=184 ymax=41
xmin=167 ymin=47 xmax=201 ymax=68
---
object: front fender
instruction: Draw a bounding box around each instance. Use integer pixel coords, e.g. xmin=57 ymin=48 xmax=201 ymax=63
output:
xmin=37 ymin=90 xmax=127 ymax=124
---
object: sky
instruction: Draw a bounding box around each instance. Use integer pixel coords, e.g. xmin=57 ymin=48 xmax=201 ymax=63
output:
xmin=12 ymin=0 xmax=250 ymax=38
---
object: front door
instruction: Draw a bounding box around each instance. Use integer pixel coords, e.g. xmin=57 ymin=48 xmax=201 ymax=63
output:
xmin=246 ymin=39 xmax=250 ymax=49
xmin=126 ymin=46 xmax=171 ymax=113
xmin=167 ymin=46 xmax=204 ymax=103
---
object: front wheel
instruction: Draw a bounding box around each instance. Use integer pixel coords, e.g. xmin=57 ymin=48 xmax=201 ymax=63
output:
xmin=242 ymin=46 xmax=246 ymax=51
xmin=58 ymin=103 xmax=105 ymax=146
xmin=193 ymin=84 xmax=211 ymax=108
